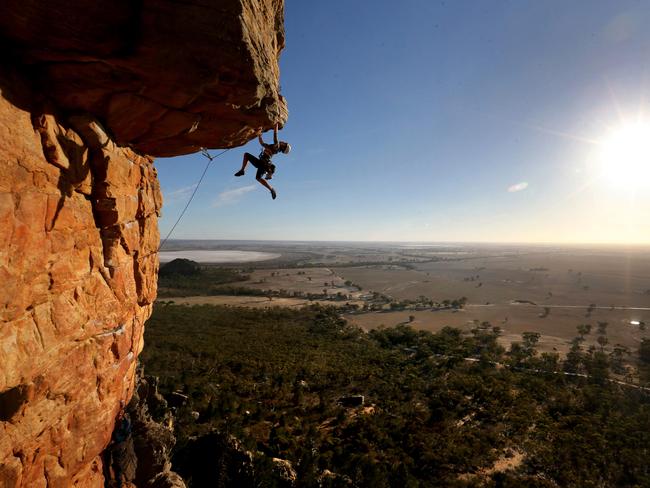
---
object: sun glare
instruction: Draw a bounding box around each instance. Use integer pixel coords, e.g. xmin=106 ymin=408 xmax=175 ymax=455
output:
xmin=599 ymin=121 xmax=650 ymax=189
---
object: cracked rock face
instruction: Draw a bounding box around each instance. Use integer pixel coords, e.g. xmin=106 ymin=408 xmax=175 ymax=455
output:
xmin=0 ymin=71 xmax=161 ymax=487
xmin=0 ymin=0 xmax=288 ymax=157
xmin=0 ymin=1 xmax=286 ymax=485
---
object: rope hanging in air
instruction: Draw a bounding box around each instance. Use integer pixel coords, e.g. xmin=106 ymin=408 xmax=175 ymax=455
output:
xmin=158 ymin=148 xmax=230 ymax=251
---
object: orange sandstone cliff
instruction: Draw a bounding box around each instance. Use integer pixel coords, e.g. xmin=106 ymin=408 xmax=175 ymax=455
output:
xmin=0 ymin=1 xmax=286 ymax=486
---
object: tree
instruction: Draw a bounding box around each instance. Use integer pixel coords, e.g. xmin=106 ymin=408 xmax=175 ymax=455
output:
xmin=576 ymin=324 xmax=592 ymax=338
xmin=639 ymin=339 xmax=650 ymax=365
xmin=565 ymin=337 xmax=585 ymax=373
xmin=517 ymin=332 xmax=541 ymax=360
xmin=539 ymin=352 xmax=560 ymax=371
xmin=597 ymin=335 xmax=608 ymax=352
xmin=610 ymin=345 xmax=628 ymax=374
xmin=588 ymin=351 xmax=610 ymax=384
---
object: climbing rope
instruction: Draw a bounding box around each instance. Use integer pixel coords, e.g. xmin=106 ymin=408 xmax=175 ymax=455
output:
xmin=158 ymin=148 xmax=230 ymax=251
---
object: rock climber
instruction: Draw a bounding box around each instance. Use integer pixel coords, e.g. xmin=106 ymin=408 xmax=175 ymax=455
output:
xmin=234 ymin=123 xmax=291 ymax=199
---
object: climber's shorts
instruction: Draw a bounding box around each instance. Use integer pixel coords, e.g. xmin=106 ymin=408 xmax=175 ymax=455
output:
xmin=245 ymin=152 xmax=272 ymax=180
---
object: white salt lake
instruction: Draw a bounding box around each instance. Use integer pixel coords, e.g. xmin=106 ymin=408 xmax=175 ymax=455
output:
xmin=159 ymin=250 xmax=280 ymax=263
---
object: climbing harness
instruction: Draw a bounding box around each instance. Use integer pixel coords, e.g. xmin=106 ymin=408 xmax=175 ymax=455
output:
xmin=265 ymin=162 xmax=276 ymax=180
xmin=158 ymin=148 xmax=230 ymax=251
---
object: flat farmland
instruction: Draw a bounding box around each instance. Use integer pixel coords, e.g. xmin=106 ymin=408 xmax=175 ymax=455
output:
xmin=335 ymin=249 xmax=650 ymax=307
xmin=335 ymin=247 xmax=650 ymax=354
xmin=345 ymin=305 xmax=649 ymax=355
xmin=239 ymin=267 xmax=361 ymax=297
xmin=159 ymin=295 xmax=364 ymax=309
xmin=159 ymin=242 xmax=650 ymax=354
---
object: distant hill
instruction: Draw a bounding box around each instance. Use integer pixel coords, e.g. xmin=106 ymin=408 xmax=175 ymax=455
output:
xmin=157 ymin=262 xmax=250 ymax=297
xmin=159 ymin=258 xmax=202 ymax=277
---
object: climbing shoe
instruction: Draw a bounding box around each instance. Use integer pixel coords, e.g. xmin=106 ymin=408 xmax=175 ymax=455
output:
xmin=234 ymin=170 xmax=245 ymax=177
xmin=270 ymin=189 xmax=277 ymax=200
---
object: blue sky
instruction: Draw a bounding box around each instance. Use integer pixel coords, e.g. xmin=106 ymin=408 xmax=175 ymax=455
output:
xmin=156 ymin=0 xmax=650 ymax=243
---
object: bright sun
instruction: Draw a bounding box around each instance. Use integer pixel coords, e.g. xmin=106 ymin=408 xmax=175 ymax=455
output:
xmin=599 ymin=121 xmax=650 ymax=188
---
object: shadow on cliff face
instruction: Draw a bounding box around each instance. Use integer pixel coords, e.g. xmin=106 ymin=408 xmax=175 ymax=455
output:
xmin=0 ymin=68 xmax=93 ymax=231
xmin=32 ymin=112 xmax=93 ymax=230
xmin=0 ymin=60 xmax=38 ymax=110
xmin=0 ymin=384 xmax=30 ymax=422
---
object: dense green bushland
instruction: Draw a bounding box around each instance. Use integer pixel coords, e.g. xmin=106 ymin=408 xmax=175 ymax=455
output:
xmin=141 ymin=304 xmax=650 ymax=487
xmin=157 ymin=260 xmax=249 ymax=297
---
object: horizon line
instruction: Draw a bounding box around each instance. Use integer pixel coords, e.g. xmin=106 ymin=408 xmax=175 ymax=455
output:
xmin=159 ymin=238 xmax=650 ymax=247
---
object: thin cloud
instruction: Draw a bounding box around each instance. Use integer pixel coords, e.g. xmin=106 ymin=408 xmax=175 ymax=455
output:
xmin=508 ymin=182 xmax=529 ymax=193
xmin=212 ymin=184 xmax=258 ymax=207
xmin=165 ymin=184 xmax=198 ymax=203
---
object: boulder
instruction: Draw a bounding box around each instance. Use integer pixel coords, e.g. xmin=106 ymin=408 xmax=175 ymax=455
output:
xmin=337 ymin=395 xmax=365 ymax=408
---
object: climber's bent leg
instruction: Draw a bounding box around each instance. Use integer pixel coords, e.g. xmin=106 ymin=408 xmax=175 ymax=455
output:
xmin=235 ymin=152 xmax=259 ymax=176
xmin=256 ymin=176 xmax=277 ymax=199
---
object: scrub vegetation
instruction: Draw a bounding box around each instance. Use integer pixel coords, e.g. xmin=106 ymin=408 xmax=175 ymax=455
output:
xmin=157 ymin=259 xmax=250 ymax=297
xmin=142 ymin=303 xmax=650 ymax=487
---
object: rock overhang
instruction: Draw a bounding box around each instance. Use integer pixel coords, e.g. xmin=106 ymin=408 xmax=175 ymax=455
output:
xmin=0 ymin=0 xmax=288 ymax=157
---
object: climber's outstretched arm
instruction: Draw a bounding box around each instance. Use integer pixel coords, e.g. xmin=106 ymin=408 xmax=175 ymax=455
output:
xmin=258 ymin=124 xmax=280 ymax=147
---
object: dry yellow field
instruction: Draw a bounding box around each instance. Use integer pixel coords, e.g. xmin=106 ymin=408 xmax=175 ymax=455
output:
xmin=159 ymin=295 xmax=364 ymax=309
xmin=334 ymin=248 xmax=650 ymax=354
xmin=345 ymin=304 xmax=649 ymax=355
xmin=335 ymin=251 xmax=650 ymax=307
xmin=239 ymin=267 xmax=363 ymax=298
xmin=161 ymin=244 xmax=650 ymax=355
